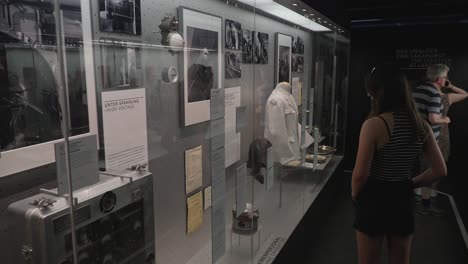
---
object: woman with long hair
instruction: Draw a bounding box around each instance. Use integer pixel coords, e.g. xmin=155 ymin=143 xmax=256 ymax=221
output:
xmin=352 ymin=64 xmax=446 ymax=264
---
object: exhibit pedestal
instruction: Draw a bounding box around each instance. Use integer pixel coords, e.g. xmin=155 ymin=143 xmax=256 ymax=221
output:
xmin=230 ymin=224 xmax=262 ymax=251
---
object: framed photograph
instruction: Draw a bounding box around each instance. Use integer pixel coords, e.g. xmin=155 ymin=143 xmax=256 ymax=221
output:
xmin=253 ymin=31 xmax=269 ymax=64
xmin=99 ymin=0 xmax=141 ymax=35
xmin=0 ymin=0 xmax=99 ymax=177
xmin=225 ymin=52 xmax=241 ymax=79
xmin=242 ymin=28 xmax=253 ymax=64
xmin=275 ymin=33 xmax=292 ymax=85
xmin=292 ymin=55 xmax=304 ymax=73
xmin=292 ymin=36 xmax=304 ymax=54
xmin=225 ymin=19 xmax=242 ymax=50
xmin=180 ymin=7 xmax=222 ymax=126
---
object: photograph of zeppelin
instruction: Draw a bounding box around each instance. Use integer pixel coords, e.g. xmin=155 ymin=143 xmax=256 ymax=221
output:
xmin=186 ymin=26 xmax=219 ymax=103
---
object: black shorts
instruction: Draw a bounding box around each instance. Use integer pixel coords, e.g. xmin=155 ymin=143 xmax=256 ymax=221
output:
xmin=353 ymin=178 xmax=415 ymax=236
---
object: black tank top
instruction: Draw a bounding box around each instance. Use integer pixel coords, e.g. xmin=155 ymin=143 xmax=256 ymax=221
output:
xmin=369 ymin=112 xmax=425 ymax=182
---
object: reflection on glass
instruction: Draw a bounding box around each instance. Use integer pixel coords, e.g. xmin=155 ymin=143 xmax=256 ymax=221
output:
xmin=99 ymin=0 xmax=142 ymax=35
xmin=101 ymin=39 xmax=142 ymax=90
xmin=0 ymin=2 xmax=89 ymax=151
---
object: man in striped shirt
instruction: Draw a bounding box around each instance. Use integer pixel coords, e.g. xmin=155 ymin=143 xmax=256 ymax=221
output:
xmin=413 ymin=64 xmax=451 ymax=215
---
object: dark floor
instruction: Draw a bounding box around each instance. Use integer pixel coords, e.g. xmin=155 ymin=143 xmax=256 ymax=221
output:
xmin=275 ymin=171 xmax=468 ymax=264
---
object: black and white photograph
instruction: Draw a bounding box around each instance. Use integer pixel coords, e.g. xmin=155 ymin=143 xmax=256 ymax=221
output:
xmin=242 ymin=28 xmax=253 ymax=64
xmin=276 ymin=33 xmax=292 ymax=85
xmin=9 ymin=4 xmax=40 ymax=43
xmin=186 ymin=26 xmax=218 ymax=102
xmin=225 ymin=19 xmax=242 ymax=50
xmin=99 ymin=0 xmax=141 ymax=35
xmin=292 ymin=36 xmax=305 ymax=54
xmin=279 ymin=46 xmax=291 ymax=83
xmin=253 ymin=31 xmax=269 ymax=64
xmin=181 ymin=8 xmax=221 ymax=126
xmin=292 ymin=55 xmax=304 ymax=73
xmin=225 ymin=52 xmax=241 ymax=79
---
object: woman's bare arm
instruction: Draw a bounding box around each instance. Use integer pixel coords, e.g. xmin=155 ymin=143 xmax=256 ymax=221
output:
xmin=412 ymin=127 xmax=447 ymax=188
xmin=351 ymin=118 xmax=378 ymax=200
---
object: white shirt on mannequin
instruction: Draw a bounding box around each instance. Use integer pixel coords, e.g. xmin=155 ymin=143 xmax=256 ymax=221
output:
xmin=264 ymin=82 xmax=300 ymax=164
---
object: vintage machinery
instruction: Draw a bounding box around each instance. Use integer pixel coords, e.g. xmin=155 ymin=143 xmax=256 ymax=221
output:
xmin=6 ymin=171 xmax=155 ymax=264
xmin=232 ymin=203 xmax=259 ymax=235
xmin=158 ymin=15 xmax=185 ymax=55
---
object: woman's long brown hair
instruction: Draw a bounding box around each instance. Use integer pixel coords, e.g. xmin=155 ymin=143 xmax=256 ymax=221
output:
xmin=365 ymin=64 xmax=428 ymax=141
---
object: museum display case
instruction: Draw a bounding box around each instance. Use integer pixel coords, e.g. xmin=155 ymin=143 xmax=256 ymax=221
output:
xmin=0 ymin=1 xmax=349 ymax=263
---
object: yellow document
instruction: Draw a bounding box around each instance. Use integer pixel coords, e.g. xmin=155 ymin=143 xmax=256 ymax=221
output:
xmin=187 ymin=191 xmax=203 ymax=234
xmin=185 ymin=145 xmax=203 ymax=194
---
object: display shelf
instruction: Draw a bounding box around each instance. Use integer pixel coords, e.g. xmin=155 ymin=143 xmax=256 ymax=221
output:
xmin=224 ymin=156 xmax=343 ymax=263
xmin=174 ymin=156 xmax=342 ymax=264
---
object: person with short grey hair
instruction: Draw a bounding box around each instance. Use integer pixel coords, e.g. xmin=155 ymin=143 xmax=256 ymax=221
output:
xmin=426 ymin=64 xmax=450 ymax=83
xmin=413 ymin=64 xmax=452 ymax=215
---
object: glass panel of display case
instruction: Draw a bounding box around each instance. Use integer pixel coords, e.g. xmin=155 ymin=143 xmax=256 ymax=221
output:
xmin=0 ymin=1 xmax=100 ymax=263
xmin=249 ymin=2 xmax=329 ymax=263
xmin=314 ymin=31 xmax=336 ymax=146
xmin=0 ymin=1 xmax=349 ymax=264
xmin=334 ymin=34 xmax=350 ymax=155
xmin=93 ymin=0 xmax=223 ymax=263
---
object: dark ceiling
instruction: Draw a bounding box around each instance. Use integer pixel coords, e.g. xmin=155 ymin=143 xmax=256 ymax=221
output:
xmin=302 ymin=0 xmax=468 ymax=29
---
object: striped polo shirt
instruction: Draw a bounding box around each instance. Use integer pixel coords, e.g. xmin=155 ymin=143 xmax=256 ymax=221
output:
xmin=412 ymin=82 xmax=443 ymax=141
xmin=370 ymin=112 xmax=425 ymax=181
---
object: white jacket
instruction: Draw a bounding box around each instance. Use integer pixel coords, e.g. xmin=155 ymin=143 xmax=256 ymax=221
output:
xmin=264 ymin=83 xmax=300 ymax=164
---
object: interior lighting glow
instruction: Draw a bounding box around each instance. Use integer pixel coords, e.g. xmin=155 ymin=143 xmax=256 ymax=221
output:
xmin=237 ymin=0 xmax=331 ymax=31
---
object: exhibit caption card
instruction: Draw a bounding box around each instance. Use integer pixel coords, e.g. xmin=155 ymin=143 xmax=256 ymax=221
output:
xmin=225 ymin=86 xmax=241 ymax=167
xmin=185 ymin=145 xmax=203 ymax=194
xmin=55 ymin=135 xmax=99 ymax=195
xmin=204 ymin=185 xmax=212 ymax=210
xmin=102 ymin=88 xmax=148 ymax=171
xmin=292 ymin=77 xmax=302 ymax=106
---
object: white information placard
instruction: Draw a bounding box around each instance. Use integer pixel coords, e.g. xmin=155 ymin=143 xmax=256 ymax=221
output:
xmin=292 ymin=77 xmax=302 ymax=106
xmin=102 ymin=88 xmax=148 ymax=171
xmin=236 ymin=163 xmax=247 ymax=217
xmin=225 ymin=86 xmax=241 ymax=168
xmin=204 ymin=185 xmax=212 ymax=210
xmin=185 ymin=145 xmax=203 ymax=194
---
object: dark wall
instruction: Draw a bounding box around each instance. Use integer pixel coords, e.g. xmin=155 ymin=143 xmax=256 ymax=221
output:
xmin=345 ymin=23 xmax=468 ymax=225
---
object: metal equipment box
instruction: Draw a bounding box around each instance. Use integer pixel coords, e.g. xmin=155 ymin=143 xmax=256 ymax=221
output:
xmin=6 ymin=171 xmax=155 ymax=264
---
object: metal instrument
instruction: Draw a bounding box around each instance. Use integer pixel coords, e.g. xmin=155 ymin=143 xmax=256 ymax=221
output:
xmin=6 ymin=171 xmax=155 ymax=264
